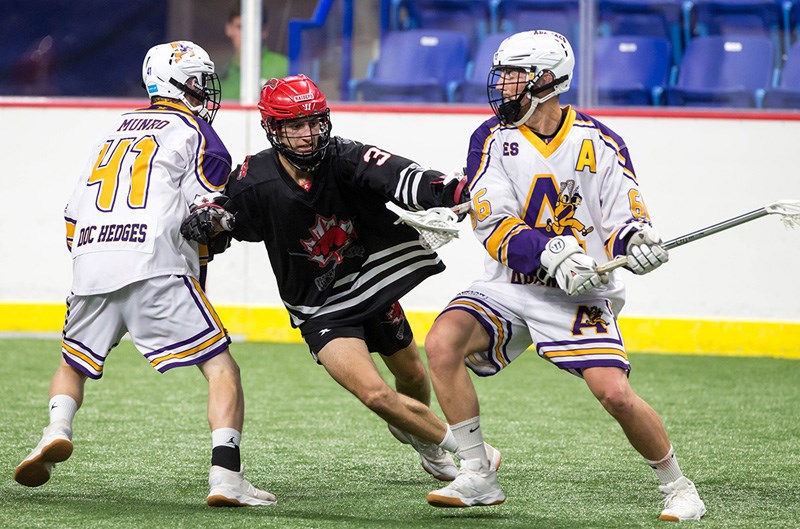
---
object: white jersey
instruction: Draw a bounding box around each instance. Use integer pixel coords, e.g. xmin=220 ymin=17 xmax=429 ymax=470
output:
xmin=64 ymin=101 xmax=231 ymax=295
xmin=465 ymin=106 xmax=654 ymax=295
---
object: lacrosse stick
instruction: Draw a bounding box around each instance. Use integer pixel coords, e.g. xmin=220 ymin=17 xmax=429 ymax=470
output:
xmin=596 ymin=200 xmax=800 ymax=274
xmin=394 ymin=207 xmax=461 ymax=250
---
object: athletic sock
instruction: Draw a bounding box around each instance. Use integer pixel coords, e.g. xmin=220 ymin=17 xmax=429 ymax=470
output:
xmin=211 ymin=428 xmax=241 ymax=472
xmin=451 ymin=416 xmax=489 ymax=468
xmin=438 ymin=425 xmax=458 ymax=452
xmin=645 ymin=445 xmax=684 ymax=485
xmin=48 ymin=395 xmax=78 ymax=426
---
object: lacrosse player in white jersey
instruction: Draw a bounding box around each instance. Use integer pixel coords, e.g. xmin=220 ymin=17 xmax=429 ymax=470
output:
xmin=13 ymin=41 xmax=275 ymax=507
xmin=424 ymin=30 xmax=706 ymax=521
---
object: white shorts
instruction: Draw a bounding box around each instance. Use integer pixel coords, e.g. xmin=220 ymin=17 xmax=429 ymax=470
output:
xmin=61 ymin=275 xmax=230 ymax=379
xmin=442 ymin=280 xmax=629 ymax=378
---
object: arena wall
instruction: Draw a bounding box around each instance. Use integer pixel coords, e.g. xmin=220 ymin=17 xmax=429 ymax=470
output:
xmin=2 ymin=101 xmax=798 ymax=356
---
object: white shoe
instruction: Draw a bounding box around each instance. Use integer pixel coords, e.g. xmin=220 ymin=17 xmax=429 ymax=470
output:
xmin=206 ymin=465 xmax=277 ymax=507
xmin=426 ymin=458 xmax=506 ymax=508
xmin=388 ymin=424 xmax=458 ymax=481
xmin=14 ymin=420 xmax=73 ymax=487
xmin=658 ymin=476 xmax=706 ymax=521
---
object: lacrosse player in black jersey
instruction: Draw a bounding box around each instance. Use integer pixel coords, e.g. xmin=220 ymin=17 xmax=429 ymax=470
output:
xmin=181 ymin=75 xmax=500 ymax=483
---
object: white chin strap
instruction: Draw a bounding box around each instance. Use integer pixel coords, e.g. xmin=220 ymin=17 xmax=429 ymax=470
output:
xmin=180 ymin=94 xmax=209 ymax=122
xmin=512 ymin=89 xmax=559 ymax=127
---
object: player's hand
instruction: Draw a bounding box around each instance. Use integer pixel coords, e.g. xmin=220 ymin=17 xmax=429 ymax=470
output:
xmin=441 ymin=168 xmax=470 ymax=220
xmin=180 ymin=192 xmax=235 ymax=244
xmin=540 ymin=235 xmax=608 ymax=296
xmin=625 ymin=224 xmax=669 ymax=275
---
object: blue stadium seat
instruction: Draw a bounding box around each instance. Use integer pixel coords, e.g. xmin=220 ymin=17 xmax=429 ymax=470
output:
xmin=664 ymin=36 xmax=775 ymax=107
xmin=350 ymin=30 xmax=469 ymax=102
xmin=492 ymin=0 xmax=579 ymax=42
xmin=684 ymin=0 xmax=786 ymax=60
xmin=391 ymin=0 xmax=489 ymax=47
xmin=763 ymin=41 xmax=800 ymax=108
xmin=598 ymin=0 xmax=683 ymax=63
xmin=595 ymin=36 xmax=673 ymax=105
xmin=456 ymin=33 xmax=512 ymax=103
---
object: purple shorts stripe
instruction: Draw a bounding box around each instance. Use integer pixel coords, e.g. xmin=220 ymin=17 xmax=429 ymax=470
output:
xmin=156 ymin=341 xmax=228 ymax=373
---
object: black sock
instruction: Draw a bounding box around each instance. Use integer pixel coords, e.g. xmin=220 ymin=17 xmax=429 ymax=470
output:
xmin=211 ymin=445 xmax=241 ymax=472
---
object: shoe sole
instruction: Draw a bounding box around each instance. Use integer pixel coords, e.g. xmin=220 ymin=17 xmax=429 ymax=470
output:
xmin=206 ymin=492 xmax=277 ymax=507
xmin=421 ymin=460 xmax=457 ymax=482
xmin=659 ymin=506 xmax=706 ymax=522
xmin=14 ymin=438 xmax=73 ymax=487
xmin=426 ymin=492 xmax=506 ymax=508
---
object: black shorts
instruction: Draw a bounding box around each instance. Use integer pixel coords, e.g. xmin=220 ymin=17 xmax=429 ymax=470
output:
xmin=300 ymin=301 xmax=414 ymax=363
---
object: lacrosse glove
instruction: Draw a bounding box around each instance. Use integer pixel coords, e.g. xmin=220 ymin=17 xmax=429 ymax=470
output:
xmin=540 ymin=235 xmax=608 ymax=296
xmin=625 ymin=225 xmax=669 ymax=275
xmin=441 ymin=168 xmax=471 ymax=220
xmin=180 ymin=192 xmax=236 ymax=245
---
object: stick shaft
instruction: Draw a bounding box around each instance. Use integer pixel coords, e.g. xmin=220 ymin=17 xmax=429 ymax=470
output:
xmin=595 ymin=207 xmax=769 ymax=274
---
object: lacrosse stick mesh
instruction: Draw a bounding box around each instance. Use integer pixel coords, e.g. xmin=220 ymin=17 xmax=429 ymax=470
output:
xmin=394 ymin=208 xmax=460 ymax=251
xmin=766 ymin=200 xmax=800 ymax=229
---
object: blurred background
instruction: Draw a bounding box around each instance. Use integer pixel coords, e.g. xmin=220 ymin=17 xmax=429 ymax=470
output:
xmin=3 ymin=0 xmax=800 ymax=109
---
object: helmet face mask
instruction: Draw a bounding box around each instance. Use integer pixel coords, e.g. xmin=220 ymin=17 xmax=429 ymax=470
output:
xmin=487 ymin=30 xmax=574 ymax=126
xmin=142 ymin=41 xmax=221 ymax=124
xmin=258 ymin=75 xmax=332 ymax=172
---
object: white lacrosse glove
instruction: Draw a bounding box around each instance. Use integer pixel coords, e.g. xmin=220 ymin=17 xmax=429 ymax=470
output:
xmin=625 ymin=225 xmax=669 ymax=275
xmin=540 ymin=235 xmax=608 ymax=296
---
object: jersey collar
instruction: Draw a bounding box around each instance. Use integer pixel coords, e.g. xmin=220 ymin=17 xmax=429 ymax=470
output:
xmin=518 ymin=106 xmax=575 ymax=158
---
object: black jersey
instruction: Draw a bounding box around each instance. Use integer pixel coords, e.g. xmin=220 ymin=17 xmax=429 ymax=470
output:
xmin=226 ymin=136 xmax=451 ymax=329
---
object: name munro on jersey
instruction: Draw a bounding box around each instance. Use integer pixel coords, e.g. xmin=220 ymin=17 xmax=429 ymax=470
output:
xmin=117 ymin=118 xmax=170 ymax=132
xmin=76 ymin=223 xmax=148 ymax=247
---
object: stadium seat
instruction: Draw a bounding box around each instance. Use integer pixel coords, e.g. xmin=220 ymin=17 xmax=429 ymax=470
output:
xmin=595 ymin=36 xmax=673 ymax=105
xmin=663 ymin=35 xmax=775 ymax=107
xmin=350 ymin=30 xmax=469 ymax=102
xmin=598 ymin=0 xmax=683 ymax=63
xmin=391 ymin=0 xmax=489 ymax=47
xmin=456 ymin=33 xmax=512 ymax=104
xmin=492 ymin=0 xmax=579 ymax=42
xmin=684 ymin=0 xmax=786 ymax=60
xmin=762 ymin=41 xmax=800 ymax=108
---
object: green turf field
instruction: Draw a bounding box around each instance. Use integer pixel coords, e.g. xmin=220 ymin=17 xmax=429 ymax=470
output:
xmin=1 ymin=338 xmax=799 ymax=528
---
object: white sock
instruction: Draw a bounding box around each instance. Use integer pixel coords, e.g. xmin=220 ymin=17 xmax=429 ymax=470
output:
xmin=451 ymin=416 xmax=488 ymax=467
xmin=48 ymin=395 xmax=78 ymax=425
xmin=646 ymin=445 xmax=684 ymax=485
xmin=438 ymin=425 xmax=458 ymax=452
xmin=212 ymin=428 xmax=241 ymax=449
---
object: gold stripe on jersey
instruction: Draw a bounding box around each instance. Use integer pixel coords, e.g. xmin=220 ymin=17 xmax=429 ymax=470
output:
xmin=62 ymin=340 xmax=102 ymax=372
xmin=449 ymin=299 xmax=508 ymax=368
xmin=136 ymin=101 xmax=224 ymax=192
xmin=543 ymin=347 xmax=628 ymax=360
xmin=65 ymin=220 xmax=76 ymax=250
xmin=149 ymin=277 xmax=227 ymax=367
xmin=517 ymin=108 xmax=576 ymax=157
xmin=485 ymin=217 xmax=530 ymax=265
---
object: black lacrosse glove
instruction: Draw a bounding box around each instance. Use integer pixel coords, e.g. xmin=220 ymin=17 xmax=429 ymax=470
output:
xmin=180 ymin=193 xmax=236 ymax=245
xmin=441 ymin=168 xmax=471 ymax=220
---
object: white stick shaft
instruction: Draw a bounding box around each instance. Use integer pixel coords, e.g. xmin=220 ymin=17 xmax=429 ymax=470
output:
xmin=595 ymin=207 xmax=770 ymax=274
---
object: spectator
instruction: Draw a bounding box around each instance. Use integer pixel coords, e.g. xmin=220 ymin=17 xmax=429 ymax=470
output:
xmin=221 ymin=4 xmax=288 ymax=100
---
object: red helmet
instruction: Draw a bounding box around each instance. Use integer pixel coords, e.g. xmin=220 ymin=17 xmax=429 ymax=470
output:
xmin=258 ymin=75 xmax=332 ymax=171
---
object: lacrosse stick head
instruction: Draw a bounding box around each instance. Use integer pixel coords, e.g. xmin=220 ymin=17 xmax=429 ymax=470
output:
xmin=765 ymin=200 xmax=800 ymax=229
xmin=394 ymin=207 xmax=460 ymax=251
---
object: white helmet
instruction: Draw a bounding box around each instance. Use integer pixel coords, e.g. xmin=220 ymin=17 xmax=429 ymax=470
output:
xmin=142 ymin=41 xmax=221 ymax=123
xmin=488 ymin=30 xmax=575 ymax=126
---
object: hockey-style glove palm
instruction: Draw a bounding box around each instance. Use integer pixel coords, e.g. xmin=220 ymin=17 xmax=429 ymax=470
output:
xmin=180 ymin=192 xmax=236 ymax=245
xmin=540 ymin=235 xmax=608 ymax=296
xmin=440 ymin=168 xmax=471 ymax=220
xmin=625 ymin=225 xmax=669 ymax=275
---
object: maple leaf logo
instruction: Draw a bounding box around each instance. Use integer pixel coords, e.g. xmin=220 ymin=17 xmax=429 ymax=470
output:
xmin=301 ymin=214 xmax=357 ymax=267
